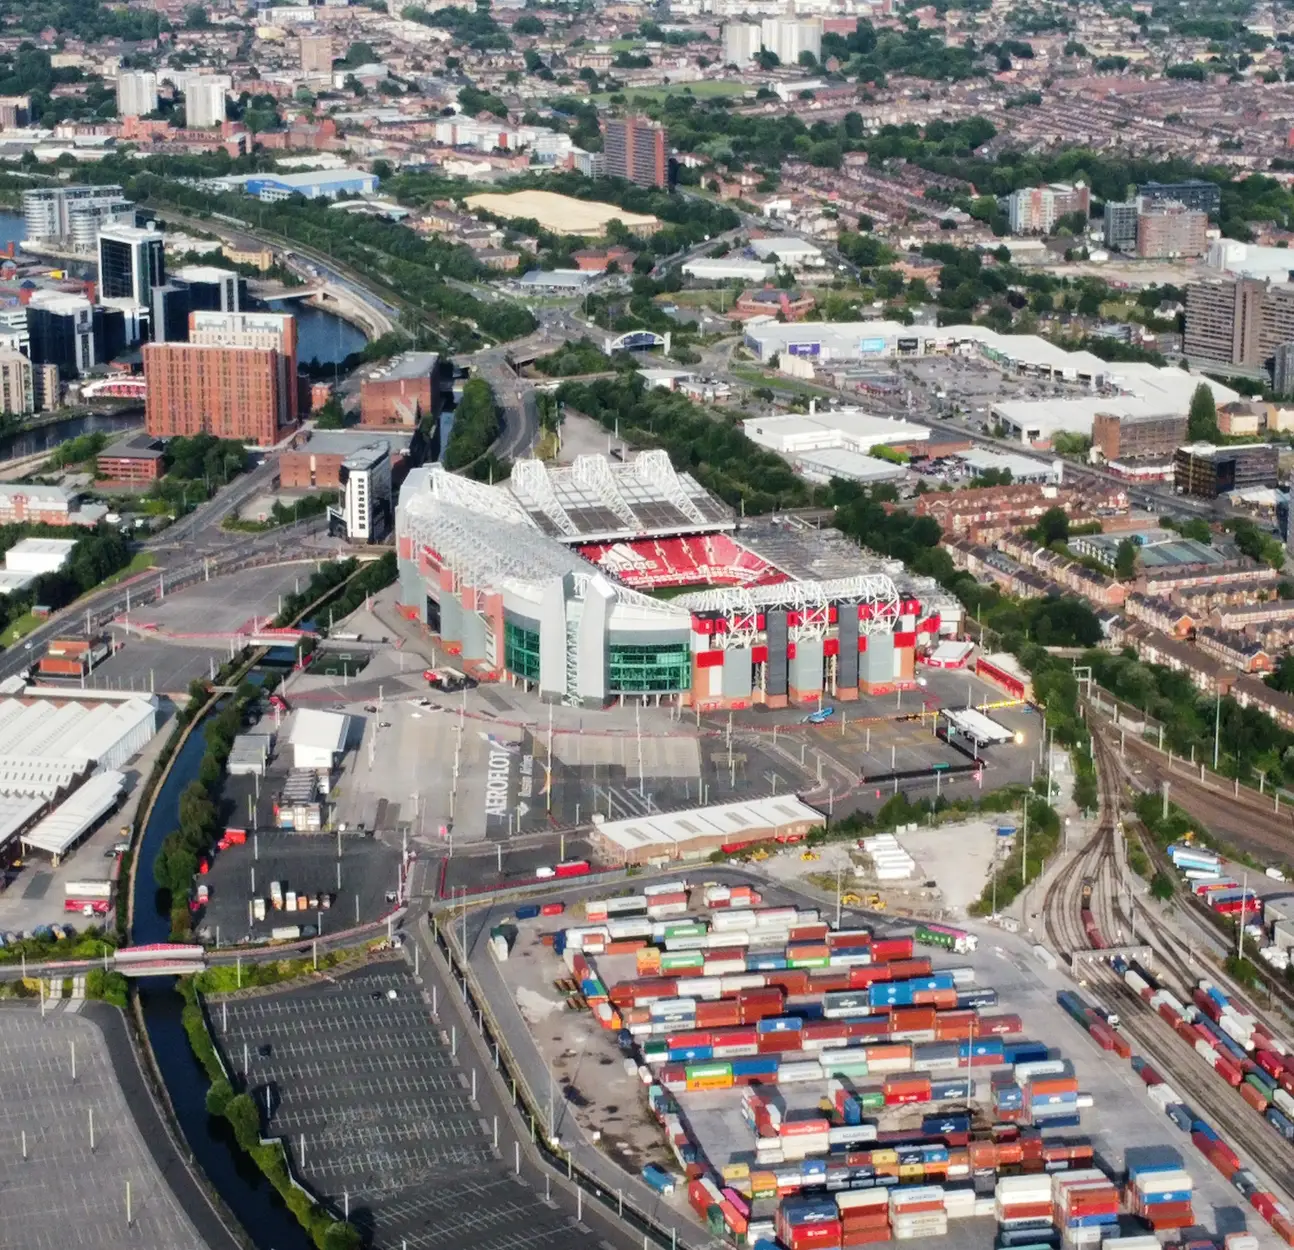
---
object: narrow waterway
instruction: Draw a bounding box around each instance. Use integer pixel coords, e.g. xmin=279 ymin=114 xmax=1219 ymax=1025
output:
xmin=131 ymin=703 xmax=310 ymax=1250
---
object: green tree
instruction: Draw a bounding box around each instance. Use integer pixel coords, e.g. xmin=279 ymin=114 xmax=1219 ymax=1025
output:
xmin=1187 ymin=382 xmax=1220 ymax=441
xmin=322 ymin=1223 xmax=363 ymax=1250
xmin=1035 ymin=506 xmax=1069 ymax=546
xmin=314 ymin=395 xmax=346 ymax=429
xmin=1114 ymin=538 xmax=1138 ymax=580
xmin=1149 ymin=871 xmax=1175 ymax=901
xmin=224 ymin=1093 xmax=261 ymax=1150
xmin=206 ymin=1077 xmax=234 ymax=1115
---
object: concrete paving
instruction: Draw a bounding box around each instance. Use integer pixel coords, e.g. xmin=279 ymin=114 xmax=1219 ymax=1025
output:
xmin=0 ymin=1005 xmax=210 ymax=1250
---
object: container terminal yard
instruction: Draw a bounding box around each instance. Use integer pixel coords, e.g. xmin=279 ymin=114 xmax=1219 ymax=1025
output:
xmin=428 ymin=811 xmax=1294 ymax=1250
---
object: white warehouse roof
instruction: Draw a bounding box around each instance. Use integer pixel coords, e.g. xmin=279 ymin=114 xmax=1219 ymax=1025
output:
xmin=288 ymin=709 xmax=349 ymax=755
xmin=594 ymin=795 xmax=824 ymax=857
xmin=0 ymin=694 xmax=156 ymax=794
xmin=743 ymin=410 xmax=929 ymax=455
xmin=21 ymin=770 xmax=126 ymax=857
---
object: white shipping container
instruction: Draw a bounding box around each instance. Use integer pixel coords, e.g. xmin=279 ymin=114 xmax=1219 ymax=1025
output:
xmin=647 ymin=902 xmax=689 ymax=920
xmin=607 ymin=918 xmax=652 ymax=939
xmin=720 ymin=974 xmax=767 ymax=993
xmin=777 ymin=1061 xmax=823 ymax=1082
xmin=1063 ymin=1227 xmax=1103 ymax=1246
xmin=1147 ymin=1084 xmax=1181 ymax=1108
xmin=713 ymin=1044 xmax=760 ymax=1059
xmin=1126 ymin=971 xmax=1150 ymax=995
xmin=1220 ymin=1015 xmax=1255 ymax=1048
xmin=836 ymin=1190 xmax=890 ymax=1211
xmin=673 ymin=977 xmax=722 ymax=999
xmin=712 ymin=910 xmax=760 ymax=931
xmin=1274 ymin=1087 xmax=1294 ymax=1118
xmin=643 ymin=881 xmax=689 ymax=897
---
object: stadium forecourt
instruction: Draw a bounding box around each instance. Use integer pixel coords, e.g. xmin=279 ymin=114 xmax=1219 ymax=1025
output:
xmin=395 ymin=451 xmax=962 ymax=710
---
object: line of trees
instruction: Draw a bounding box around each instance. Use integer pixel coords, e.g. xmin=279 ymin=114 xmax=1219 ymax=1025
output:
xmin=443 ymin=378 xmax=502 ymax=471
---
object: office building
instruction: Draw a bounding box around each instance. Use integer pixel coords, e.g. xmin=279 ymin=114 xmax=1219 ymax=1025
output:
xmin=32 ymin=363 xmax=59 ymax=411
xmin=1274 ymin=342 xmax=1294 ymax=398
xmin=1139 ymin=179 xmax=1222 ymax=217
xmin=97 ymin=433 xmax=165 ymax=484
xmin=185 ymin=77 xmax=227 ymax=128
xmin=239 ymin=169 xmax=378 ymax=201
xmin=336 ymin=441 xmax=392 ymax=542
xmin=0 ymin=352 xmax=33 ymax=415
xmin=758 ymin=16 xmax=823 ymax=63
xmin=97 ymin=223 xmax=166 ymax=304
xmin=189 ymin=311 xmax=298 ymax=425
xmin=116 ymin=71 xmax=157 ymax=119
xmin=1137 ymin=202 xmax=1208 ymax=260
xmin=1174 ymin=442 xmax=1278 ymax=499
xmin=360 ymin=351 xmax=442 ymax=426
xmin=26 ymin=293 xmax=95 ymax=377
xmin=1104 ymin=200 xmax=1140 ymax=252
xmin=23 ymin=185 xmax=129 ymax=244
xmin=143 ymin=344 xmax=290 ymax=447
xmin=1007 ymin=183 xmax=1090 ymax=235
xmin=171 ymin=265 xmax=240 ymax=313
xmin=69 ymin=199 xmax=135 ymax=253
xmin=722 ymin=21 xmax=762 ymax=65
xmin=602 ymin=116 xmax=668 ymax=189
xmin=1092 ymin=411 xmax=1187 ymax=462
xmin=0 ymin=307 xmax=28 ymax=356
xmin=150 ymin=283 xmax=191 ymax=344
xmin=299 ymin=34 xmax=332 ymax=77
xmin=1184 ymin=276 xmax=1294 ymax=367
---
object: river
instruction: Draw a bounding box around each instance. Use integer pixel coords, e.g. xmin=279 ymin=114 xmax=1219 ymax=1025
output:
xmin=132 ymin=705 xmax=311 ymax=1250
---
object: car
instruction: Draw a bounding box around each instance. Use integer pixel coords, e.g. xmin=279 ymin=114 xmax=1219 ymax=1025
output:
xmin=258 ymin=1043 xmax=272 ymax=1058
xmin=112 ymin=841 xmax=130 ymax=853
xmin=379 ymin=721 xmax=392 ymax=728
xmin=104 ymin=847 xmax=120 ymax=858
xmin=364 ymin=704 xmax=378 ymax=713
xmin=535 ymin=866 xmax=556 ymax=879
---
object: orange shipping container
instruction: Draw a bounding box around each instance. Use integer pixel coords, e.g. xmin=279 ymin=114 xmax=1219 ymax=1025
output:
xmin=865 ymin=1043 xmax=912 ymax=1063
xmin=890 ymin=1007 xmax=937 ymax=1031
xmin=1239 ymin=1082 xmax=1269 ymax=1112
xmin=605 ymin=940 xmax=645 ymax=955
xmin=1028 ymin=1077 xmax=1080 ymax=1096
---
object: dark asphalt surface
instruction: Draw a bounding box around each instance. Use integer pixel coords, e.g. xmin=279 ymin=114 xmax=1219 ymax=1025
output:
xmin=78 ymin=1001 xmax=247 ymax=1250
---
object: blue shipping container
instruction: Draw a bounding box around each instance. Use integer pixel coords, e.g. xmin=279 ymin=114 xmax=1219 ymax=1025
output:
xmin=1191 ymin=1120 xmax=1218 ymax=1141
xmin=923 ymin=1113 xmax=971 ymax=1136
xmin=1004 ymin=1043 xmax=1050 ymax=1064
xmin=1032 ymin=1114 xmax=1082 ymax=1129
xmin=1267 ymin=1106 xmax=1294 ymax=1140
xmin=732 ymin=1057 xmax=780 ymax=1076
xmin=1139 ymin=1191 xmax=1192 ymax=1205
xmin=515 ymin=904 xmax=540 ymax=920
xmin=758 ymin=1017 xmax=803 ymax=1033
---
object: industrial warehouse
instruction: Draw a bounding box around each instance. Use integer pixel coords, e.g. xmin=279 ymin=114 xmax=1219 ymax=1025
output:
xmin=394 ymin=453 xmax=950 ymax=710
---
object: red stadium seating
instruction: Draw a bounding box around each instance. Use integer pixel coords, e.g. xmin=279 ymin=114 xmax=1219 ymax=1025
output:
xmin=579 ymin=536 xmax=788 ymax=590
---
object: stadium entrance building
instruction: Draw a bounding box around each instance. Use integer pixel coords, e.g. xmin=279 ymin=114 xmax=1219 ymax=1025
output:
xmin=395 ymin=453 xmax=942 ymax=709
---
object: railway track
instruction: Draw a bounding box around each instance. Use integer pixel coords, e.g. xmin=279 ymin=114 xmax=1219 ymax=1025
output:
xmin=1088 ymin=963 xmax=1294 ymax=1202
xmin=1118 ymin=733 xmax=1294 ymax=861
xmin=1041 ymin=732 xmax=1124 ymax=960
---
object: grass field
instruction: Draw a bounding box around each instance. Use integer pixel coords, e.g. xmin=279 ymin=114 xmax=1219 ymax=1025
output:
xmin=730 ymin=364 xmax=835 ymax=399
xmin=644 ymin=582 xmax=711 ymax=600
xmin=592 ymin=80 xmax=749 ymax=105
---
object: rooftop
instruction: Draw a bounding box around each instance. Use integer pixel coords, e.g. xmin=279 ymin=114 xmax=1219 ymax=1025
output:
xmin=368 ymin=351 xmax=439 ymax=383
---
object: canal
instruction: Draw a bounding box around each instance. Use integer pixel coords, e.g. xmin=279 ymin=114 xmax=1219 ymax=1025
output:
xmin=132 ymin=707 xmax=311 ymax=1250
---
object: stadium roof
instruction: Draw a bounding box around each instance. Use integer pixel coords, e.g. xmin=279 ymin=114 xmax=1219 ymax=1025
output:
xmin=508 ymin=452 xmax=734 ymax=541
xmin=398 ymin=465 xmax=682 ymax=615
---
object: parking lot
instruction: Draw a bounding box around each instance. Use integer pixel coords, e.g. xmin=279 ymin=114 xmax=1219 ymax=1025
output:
xmin=0 ymin=1006 xmax=207 ymax=1250
xmin=195 ymin=830 xmax=401 ymax=946
xmin=209 ymin=960 xmax=606 ymax=1250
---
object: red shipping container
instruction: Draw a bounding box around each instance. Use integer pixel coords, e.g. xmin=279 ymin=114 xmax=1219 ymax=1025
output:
xmin=1137 ymin=1064 xmax=1164 ymax=1087
xmin=842 ymin=1230 xmax=890 ymax=1247
xmin=1088 ymin=1023 xmax=1116 ymax=1051
xmin=884 ymin=958 xmax=931 ymax=979
xmin=1281 ymin=1071 xmax=1294 ymax=1098
xmin=891 ymin=1007 xmax=937 ymax=1032
xmin=997 ymin=1201 xmax=1051 ymax=1220
xmin=790 ymin=923 xmax=830 ymax=942
xmin=1271 ymin=1216 xmax=1294 ymax=1248
xmin=766 ymin=970 xmax=811 ymax=995
xmin=667 ymin=1030 xmax=712 ymax=1049
xmin=809 ymin=972 xmax=851 ymax=993
xmin=914 ymin=989 xmax=959 ymax=1009
xmin=848 ymin=966 xmax=891 ymax=989
xmin=846 ymin=1019 xmax=890 ymax=1039
xmin=1214 ymin=1055 xmax=1243 ymax=1086
xmin=1252 ymin=1192 xmax=1279 ymax=1220
xmin=829 ymin=932 xmax=873 ymax=950
xmin=803 ymin=1022 xmax=849 ymax=1042
xmin=1210 ymin=1137 xmax=1241 ymax=1171
xmin=976 ymin=1014 xmax=1022 ymax=1036
xmin=1112 ymin=1034 xmax=1132 ymax=1059
xmin=757 ymin=1032 xmax=803 ymax=1054
xmin=870 ymin=938 xmax=915 ymax=962
xmin=1258 ymin=1050 xmax=1285 ymax=1080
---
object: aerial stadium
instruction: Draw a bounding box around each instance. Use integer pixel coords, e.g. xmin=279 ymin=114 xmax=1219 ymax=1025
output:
xmin=394 ymin=451 xmax=952 ymax=710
